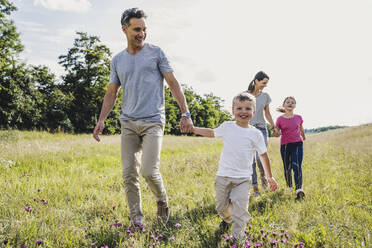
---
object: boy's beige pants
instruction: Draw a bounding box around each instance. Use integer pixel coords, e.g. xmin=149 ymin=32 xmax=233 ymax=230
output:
xmin=120 ymin=120 xmax=167 ymax=223
xmin=215 ymin=176 xmax=251 ymax=239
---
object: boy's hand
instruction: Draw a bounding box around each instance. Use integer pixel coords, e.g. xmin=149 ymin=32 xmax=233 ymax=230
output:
xmin=267 ymin=177 xmax=278 ymax=191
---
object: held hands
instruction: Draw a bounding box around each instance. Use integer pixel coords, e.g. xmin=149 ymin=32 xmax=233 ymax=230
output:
xmin=272 ymin=128 xmax=281 ymax=137
xmin=267 ymin=177 xmax=278 ymax=191
xmin=93 ymin=121 xmax=105 ymax=142
xmin=180 ymin=116 xmax=194 ymax=133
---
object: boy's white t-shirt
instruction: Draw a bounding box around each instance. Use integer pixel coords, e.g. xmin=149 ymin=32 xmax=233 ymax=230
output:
xmin=214 ymin=121 xmax=267 ymax=178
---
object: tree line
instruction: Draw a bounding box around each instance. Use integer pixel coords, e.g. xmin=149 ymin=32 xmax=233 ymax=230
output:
xmin=0 ymin=1 xmax=231 ymax=134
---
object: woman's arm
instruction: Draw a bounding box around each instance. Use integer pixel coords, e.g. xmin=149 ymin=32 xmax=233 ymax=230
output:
xmin=264 ymin=104 xmax=275 ymax=127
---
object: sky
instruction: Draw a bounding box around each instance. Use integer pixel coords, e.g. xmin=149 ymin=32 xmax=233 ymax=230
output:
xmin=10 ymin=0 xmax=372 ymax=128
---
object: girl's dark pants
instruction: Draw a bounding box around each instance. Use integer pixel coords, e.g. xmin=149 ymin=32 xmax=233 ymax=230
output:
xmin=280 ymin=141 xmax=303 ymax=190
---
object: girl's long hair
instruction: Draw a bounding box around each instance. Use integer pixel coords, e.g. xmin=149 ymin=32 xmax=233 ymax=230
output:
xmin=247 ymin=71 xmax=269 ymax=93
xmin=276 ymin=96 xmax=296 ymax=113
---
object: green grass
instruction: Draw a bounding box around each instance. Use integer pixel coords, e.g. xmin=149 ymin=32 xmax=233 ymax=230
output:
xmin=0 ymin=124 xmax=371 ymax=247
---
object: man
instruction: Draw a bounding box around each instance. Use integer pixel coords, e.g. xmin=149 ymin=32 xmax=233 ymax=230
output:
xmin=93 ymin=8 xmax=193 ymax=225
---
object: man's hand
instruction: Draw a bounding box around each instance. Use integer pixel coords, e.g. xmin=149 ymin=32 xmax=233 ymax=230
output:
xmin=93 ymin=121 xmax=105 ymax=142
xmin=180 ymin=117 xmax=194 ymax=133
xmin=267 ymin=177 xmax=278 ymax=191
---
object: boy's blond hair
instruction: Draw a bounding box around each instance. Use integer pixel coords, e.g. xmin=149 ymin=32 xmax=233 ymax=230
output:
xmin=232 ymin=92 xmax=256 ymax=109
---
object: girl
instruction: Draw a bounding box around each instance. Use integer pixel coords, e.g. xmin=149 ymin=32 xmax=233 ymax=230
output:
xmin=247 ymin=71 xmax=277 ymax=197
xmin=275 ymin=96 xmax=306 ymax=200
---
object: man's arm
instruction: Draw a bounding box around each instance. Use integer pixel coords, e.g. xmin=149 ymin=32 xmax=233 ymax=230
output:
xmin=258 ymin=152 xmax=278 ymax=191
xmin=93 ymin=83 xmax=121 ymax=142
xmin=193 ymin=127 xmax=215 ymax=138
xmin=163 ymin=72 xmax=193 ymax=133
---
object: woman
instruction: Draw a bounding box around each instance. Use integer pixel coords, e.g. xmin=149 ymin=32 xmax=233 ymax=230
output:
xmin=247 ymin=71 xmax=276 ymax=197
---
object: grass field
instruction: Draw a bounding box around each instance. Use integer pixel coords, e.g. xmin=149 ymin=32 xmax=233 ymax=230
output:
xmin=1 ymin=124 xmax=371 ymax=247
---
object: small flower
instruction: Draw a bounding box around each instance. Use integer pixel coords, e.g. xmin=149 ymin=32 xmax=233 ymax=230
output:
xmin=271 ymin=231 xmax=277 ymax=236
xmin=254 ymin=242 xmax=262 ymax=247
xmin=91 ymin=242 xmax=97 ymax=246
xmin=281 ymin=239 xmax=288 ymax=243
xmin=129 ymin=233 xmax=135 ymax=237
xmin=34 ymin=198 xmax=39 ymax=201
xmin=37 ymin=188 xmax=41 ymax=192
xmin=174 ymin=223 xmax=181 ymax=228
xmin=112 ymin=206 xmax=116 ymax=210
xmin=248 ymin=223 xmax=253 ymax=229
xmin=158 ymin=234 xmax=163 ymax=239
xmin=41 ymin=199 xmax=47 ymax=205
xmin=271 ymin=239 xmax=278 ymax=245
xmin=231 ymin=245 xmax=237 ymax=248
xmin=260 ymin=229 xmax=265 ymax=234
xmin=35 ymin=240 xmax=43 ymax=245
xmin=262 ymin=232 xmax=268 ymax=239
xmin=25 ymin=206 xmax=32 ymax=212
xmin=21 ymin=245 xmax=28 ymax=248
xmin=245 ymin=240 xmax=252 ymax=248
xmin=224 ymin=236 xmax=233 ymax=242
xmin=170 ymin=236 xmax=175 ymax=242
xmin=3 ymin=238 xmax=8 ymax=245
xmin=298 ymin=241 xmax=305 ymax=248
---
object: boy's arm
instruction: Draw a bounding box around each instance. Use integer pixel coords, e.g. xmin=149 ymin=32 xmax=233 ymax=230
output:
xmin=193 ymin=127 xmax=215 ymax=138
xmin=258 ymin=152 xmax=278 ymax=191
xmin=300 ymin=124 xmax=306 ymax=140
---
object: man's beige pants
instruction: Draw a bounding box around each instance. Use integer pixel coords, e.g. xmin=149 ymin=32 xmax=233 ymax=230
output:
xmin=215 ymin=176 xmax=251 ymax=240
xmin=121 ymin=120 xmax=167 ymax=223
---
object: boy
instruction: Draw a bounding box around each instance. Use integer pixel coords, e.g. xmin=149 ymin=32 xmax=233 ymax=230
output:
xmin=192 ymin=92 xmax=278 ymax=241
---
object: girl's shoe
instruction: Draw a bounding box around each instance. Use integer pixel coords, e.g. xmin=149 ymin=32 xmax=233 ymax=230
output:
xmin=295 ymin=189 xmax=305 ymax=201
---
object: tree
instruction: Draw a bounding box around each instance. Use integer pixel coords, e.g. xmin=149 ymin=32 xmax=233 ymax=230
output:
xmin=0 ymin=0 xmax=26 ymax=129
xmin=58 ymin=32 xmax=121 ymax=133
xmin=164 ymin=85 xmax=232 ymax=135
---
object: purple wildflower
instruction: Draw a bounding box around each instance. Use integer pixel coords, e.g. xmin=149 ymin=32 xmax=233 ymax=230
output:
xmin=158 ymin=234 xmax=163 ymax=239
xmin=271 ymin=239 xmax=278 ymax=245
xmin=174 ymin=223 xmax=181 ymax=228
xmin=245 ymin=240 xmax=252 ymax=247
xmin=248 ymin=223 xmax=253 ymax=229
xmin=25 ymin=206 xmax=32 ymax=212
xmin=21 ymin=246 xmax=28 ymax=248
xmin=281 ymin=239 xmax=288 ymax=243
xmin=100 ymin=246 xmax=109 ymax=248
xmin=91 ymin=242 xmax=97 ymax=246
xmin=260 ymin=229 xmax=265 ymax=234
xmin=254 ymin=242 xmax=262 ymax=247
xmin=35 ymin=240 xmax=43 ymax=245
xmin=3 ymin=238 xmax=8 ymax=245
xmin=170 ymin=236 xmax=175 ymax=242
xmin=34 ymin=198 xmax=38 ymax=201
xmin=298 ymin=241 xmax=305 ymax=248
xmin=112 ymin=206 xmax=116 ymax=210
xmin=129 ymin=233 xmax=135 ymax=237
xmin=37 ymin=188 xmax=41 ymax=192
xmin=262 ymin=232 xmax=268 ymax=239
xmin=224 ymin=236 xmax=233 ymax=242
xmin=41 ymin=199 xmax=47 ymax=205
xmin=231 ymin=245 xmax=237 ymax=248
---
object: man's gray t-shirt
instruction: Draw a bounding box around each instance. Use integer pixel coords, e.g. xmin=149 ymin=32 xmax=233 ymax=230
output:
xmin=110 ymin=43 xmax=173 ymax=123
xmin=249 ymin=92 xmax=271 ymax=129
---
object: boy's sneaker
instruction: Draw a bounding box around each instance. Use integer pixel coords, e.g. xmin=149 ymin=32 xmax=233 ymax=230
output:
xmin=157 ymin=201 xmax=169 ymax=223
xmin=295 ymin=189 xmax=305 ymax=201
xmin=219 ymin=220 xmax=231 ymax=232
xmin=260 ymin=177 xmax=268 ymax=190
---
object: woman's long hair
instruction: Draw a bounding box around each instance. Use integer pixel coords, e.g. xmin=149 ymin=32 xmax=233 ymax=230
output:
xmin=247 ymin=71 xmax=269 ymax=93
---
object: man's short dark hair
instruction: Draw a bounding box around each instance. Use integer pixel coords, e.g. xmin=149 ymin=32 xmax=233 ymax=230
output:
xmin=121 ymin=8 xmax=147 ymax=27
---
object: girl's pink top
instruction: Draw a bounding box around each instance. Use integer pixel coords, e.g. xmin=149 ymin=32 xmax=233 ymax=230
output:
xmin=276 ymin=114 xmax=303 ymax=145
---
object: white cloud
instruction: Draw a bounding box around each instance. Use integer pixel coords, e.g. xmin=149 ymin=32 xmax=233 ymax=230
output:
xmin=33 ymin=0 xmax=92 ymax=13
